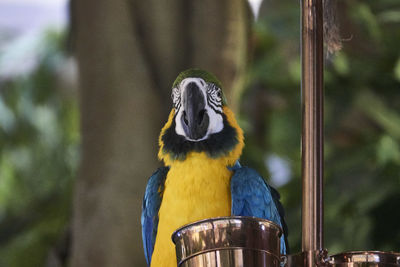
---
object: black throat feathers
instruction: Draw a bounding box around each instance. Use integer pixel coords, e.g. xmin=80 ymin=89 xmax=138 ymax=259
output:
xmin=161 ymin=113 xmax=238 ymax=161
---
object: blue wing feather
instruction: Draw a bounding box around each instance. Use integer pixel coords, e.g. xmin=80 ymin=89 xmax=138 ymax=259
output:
xmin=141 ymin=167 xmax=169 ymax=266
xmin=230 ymin=163 xmax=289 ymax=254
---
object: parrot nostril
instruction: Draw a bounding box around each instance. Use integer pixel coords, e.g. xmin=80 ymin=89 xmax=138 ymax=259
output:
xmin=198 ymin=110 xmax=206 ymax=125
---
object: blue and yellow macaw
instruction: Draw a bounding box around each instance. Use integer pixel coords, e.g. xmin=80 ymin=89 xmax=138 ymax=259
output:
xmin=141 ymin=69 xmax=289 ymax=267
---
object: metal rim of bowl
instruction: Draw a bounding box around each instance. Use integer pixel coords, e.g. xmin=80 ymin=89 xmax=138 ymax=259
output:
xmin=172 ymin=215 xmax=283 ymax=243
xmin=329 ymin=251 xmax=400 ymax=264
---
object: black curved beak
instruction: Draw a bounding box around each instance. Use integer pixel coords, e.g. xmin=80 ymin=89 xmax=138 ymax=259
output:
xmin=181 ymin=82 xmax=209 ymax=140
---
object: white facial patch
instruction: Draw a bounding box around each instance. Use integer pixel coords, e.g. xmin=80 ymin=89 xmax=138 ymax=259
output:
xmin=172 ymin=77 xmax=224 ymax=141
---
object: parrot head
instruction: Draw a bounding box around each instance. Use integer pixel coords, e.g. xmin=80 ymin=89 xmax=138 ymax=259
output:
xmin=158 ymin=69 xmax=244 ymax=165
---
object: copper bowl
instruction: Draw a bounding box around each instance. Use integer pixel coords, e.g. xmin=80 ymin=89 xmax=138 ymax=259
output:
xmin=172 ymin=216 xmax=283 ymax=267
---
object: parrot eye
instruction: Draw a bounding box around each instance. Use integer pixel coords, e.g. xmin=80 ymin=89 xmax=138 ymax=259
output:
xmin=207 ymin=84 xmax=222 ymax=104
xmin=172 ymin=87 xmax=181 ymax=111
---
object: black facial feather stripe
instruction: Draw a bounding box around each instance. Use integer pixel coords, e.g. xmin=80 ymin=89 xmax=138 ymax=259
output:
xmin=207 ymin=99 xmax=221 ymax=111
xmin=206 ymin=98 xmax=220 ymax=113
xmin=210 ymin=108 xmax=223 ymax=115
xmin=206 ymin=91 xmax=222 ymax=114
xmin=206 ymin=83 xmax=218 ymax=93
xmin=161 ymin=113 xmax=238 ymax=160
xmin=207 ymin=93 xmax=221 ymax=107
xmin=172 ymin=87 xmax=181 ymax=111
xmin=207 ymin=102 xmax=223 ymax=115
xmin=175 ymin=98 xmax=181 ymax=111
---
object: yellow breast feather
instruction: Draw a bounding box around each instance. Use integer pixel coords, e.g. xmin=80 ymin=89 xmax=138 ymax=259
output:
xmin=150 ymin=153 xmax=232 ymax=267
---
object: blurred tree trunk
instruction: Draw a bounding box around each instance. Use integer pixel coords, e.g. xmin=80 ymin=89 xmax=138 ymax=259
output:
xmin=70 ymin=0 xmax=250 ymax=266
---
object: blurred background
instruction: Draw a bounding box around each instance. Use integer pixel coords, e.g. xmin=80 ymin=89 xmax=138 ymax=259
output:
xmin=0 ymin=0 xmax=399 ymax=266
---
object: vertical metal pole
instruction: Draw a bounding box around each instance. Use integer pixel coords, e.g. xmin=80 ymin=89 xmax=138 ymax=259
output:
xmin=301 ymin=0 xmax=324 ymax=266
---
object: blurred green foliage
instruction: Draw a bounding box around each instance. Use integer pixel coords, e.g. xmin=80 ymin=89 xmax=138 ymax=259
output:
xmin=0 ymin=0 xmax=399 ymax=265
xmin=240 ymin=0 xmax=400 ymax=254
xmin=0 ymin=31 xmax=79 ymax=266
